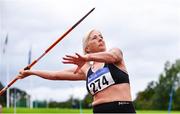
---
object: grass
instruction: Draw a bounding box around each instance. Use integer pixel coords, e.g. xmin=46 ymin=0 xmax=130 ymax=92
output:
xmin=2 ymin=108 xmax=180 ymax=114
xmin=2 ymin=108 xmax=92 ymax=113
xmin=136 ymin=110 xmax=180 ymax=114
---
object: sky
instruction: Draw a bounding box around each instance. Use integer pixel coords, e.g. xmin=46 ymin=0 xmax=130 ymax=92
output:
xmin=0 ymin=0 xmax=180 ymax=102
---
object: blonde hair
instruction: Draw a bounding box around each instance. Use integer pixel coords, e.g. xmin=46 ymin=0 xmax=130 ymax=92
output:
xmin=82 ymin=29 xmax=96 ymax=54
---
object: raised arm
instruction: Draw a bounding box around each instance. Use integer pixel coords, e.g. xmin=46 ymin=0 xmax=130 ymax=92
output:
xmin=63 ymin=48 xmax=123 ymax=64
xmin=62 ymin=48 xmax=123 ymax=73
xmin=19 ymin=67 xmax=86 ymax=81
xmin=86 ymin=48 xmax=123 ymax=63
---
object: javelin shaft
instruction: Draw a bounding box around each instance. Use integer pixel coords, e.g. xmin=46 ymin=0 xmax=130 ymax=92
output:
xmin=0 ymin=77 xmax=19 ymax=96
xmin=27 ymin=7 xmax=95 ymax=69
xmin=0 ymin=8 xmax=95 ymax=96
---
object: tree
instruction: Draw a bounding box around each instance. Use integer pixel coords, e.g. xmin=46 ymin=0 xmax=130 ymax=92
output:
xmin=174 ymin=87 xmax=180 ymax=109
xmin=9 ymin=88 xmax=30 ymax=107
xmin=134 ymin=59 xmax=180 ymax=110
xmin=82 ymin=93 xmax=92 ymax=108
xmin=134 ymin=81 xmax=156 ymax=109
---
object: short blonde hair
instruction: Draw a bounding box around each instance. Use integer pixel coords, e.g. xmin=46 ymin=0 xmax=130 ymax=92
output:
xmin=82 ymin=29 xmax=96 ymax=54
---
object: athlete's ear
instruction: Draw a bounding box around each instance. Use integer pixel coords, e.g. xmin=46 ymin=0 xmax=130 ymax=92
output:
xmin=85 ymin=46 xmax=90 ymax=53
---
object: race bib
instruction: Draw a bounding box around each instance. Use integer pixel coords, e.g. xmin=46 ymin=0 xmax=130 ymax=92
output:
xmin=87 ymin=67 xmax=115 ymax=95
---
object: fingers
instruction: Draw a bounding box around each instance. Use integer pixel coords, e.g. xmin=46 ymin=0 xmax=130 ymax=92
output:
xmin=19 ymin=69 xmax=24 ymax=75
xmin=62 ymin=53 xmax=85 ymax=69
xmin=62 ymin=57 xmax=76 ymax=64
xmin=62 ymin=53 xmax=80 ymax=64
xmin=76 ymin=53 xmax=87 ymax=62
xmin=19 ymin=69 xmax=28 ymax=75
xmin=17 ymin=74 xmax=25 ymax=79
xmin=63 ymin=53 xmax=83 ymax=60
xmin=75 ymin=53 xmax=81 ymax=58
xmin=62 ymin=55 xmax=78 ymax=62
xmin=62 ymin=57 xmax=73 ymax=61
xmin=19 ymin=69 xmax=31 ymax=78
xmin=65 ymin=55 xmax=77 ymax=59
xmin=64 ymin=53 xmax=82 ymax=59
xmin=62 ymin=61 xmax=75 ymax=64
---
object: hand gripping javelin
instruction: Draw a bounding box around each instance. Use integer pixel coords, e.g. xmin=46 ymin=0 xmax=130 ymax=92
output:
xmin=0 ymin=8 xmax=95 ymax=96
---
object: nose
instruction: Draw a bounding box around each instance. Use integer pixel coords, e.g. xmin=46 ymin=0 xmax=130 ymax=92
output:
xmin=98 ymin=37 xmax=103 ymax=42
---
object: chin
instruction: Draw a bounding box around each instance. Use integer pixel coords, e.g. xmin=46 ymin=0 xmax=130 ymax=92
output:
xmin=99 ymin=48 xmax=106 ymax=52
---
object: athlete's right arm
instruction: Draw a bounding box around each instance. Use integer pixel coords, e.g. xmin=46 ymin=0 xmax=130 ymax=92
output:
xmin=18 ymin=67 xmax=86 ymax=81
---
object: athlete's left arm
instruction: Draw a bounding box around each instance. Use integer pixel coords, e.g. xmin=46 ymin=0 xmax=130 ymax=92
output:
xmin=86 ymin=48 xmax=123 ymax=63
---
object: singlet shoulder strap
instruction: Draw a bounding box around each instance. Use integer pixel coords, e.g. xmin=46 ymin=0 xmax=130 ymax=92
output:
xmin=87 ymin=67 xmax=93 ymax=77
xmin=104 ymin=63 xmax=108 ymax=67
xmin=107 ymin=63 xmax=130 ymax=84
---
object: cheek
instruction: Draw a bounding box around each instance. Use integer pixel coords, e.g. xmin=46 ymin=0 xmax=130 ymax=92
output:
xmin=87 ymin=42 xmax=98 ymax=50
xmin=89 ymin=41 xmax=98 ymax=46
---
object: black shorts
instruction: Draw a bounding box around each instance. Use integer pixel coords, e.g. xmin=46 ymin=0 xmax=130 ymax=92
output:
xmin=93 ymin=101 xmax=136 ymax=113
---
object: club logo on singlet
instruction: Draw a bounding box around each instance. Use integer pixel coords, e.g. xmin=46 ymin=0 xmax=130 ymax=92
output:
xmin=87 ymin=67 xmax=115 ymax=95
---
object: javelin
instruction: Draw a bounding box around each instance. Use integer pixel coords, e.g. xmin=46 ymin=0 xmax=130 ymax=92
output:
xmin=0 ymin=8 xmax=95 ymax=96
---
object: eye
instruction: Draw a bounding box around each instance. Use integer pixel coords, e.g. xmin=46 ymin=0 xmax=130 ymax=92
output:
xmin=99 ymin=35 xmax=103 ymax=39
xmin=92 ymin=35 xmax=97 ymax=40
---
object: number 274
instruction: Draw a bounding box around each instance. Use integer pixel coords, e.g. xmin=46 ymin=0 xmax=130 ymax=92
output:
xmin=90 ymin=76 xmax=109 ymax=93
